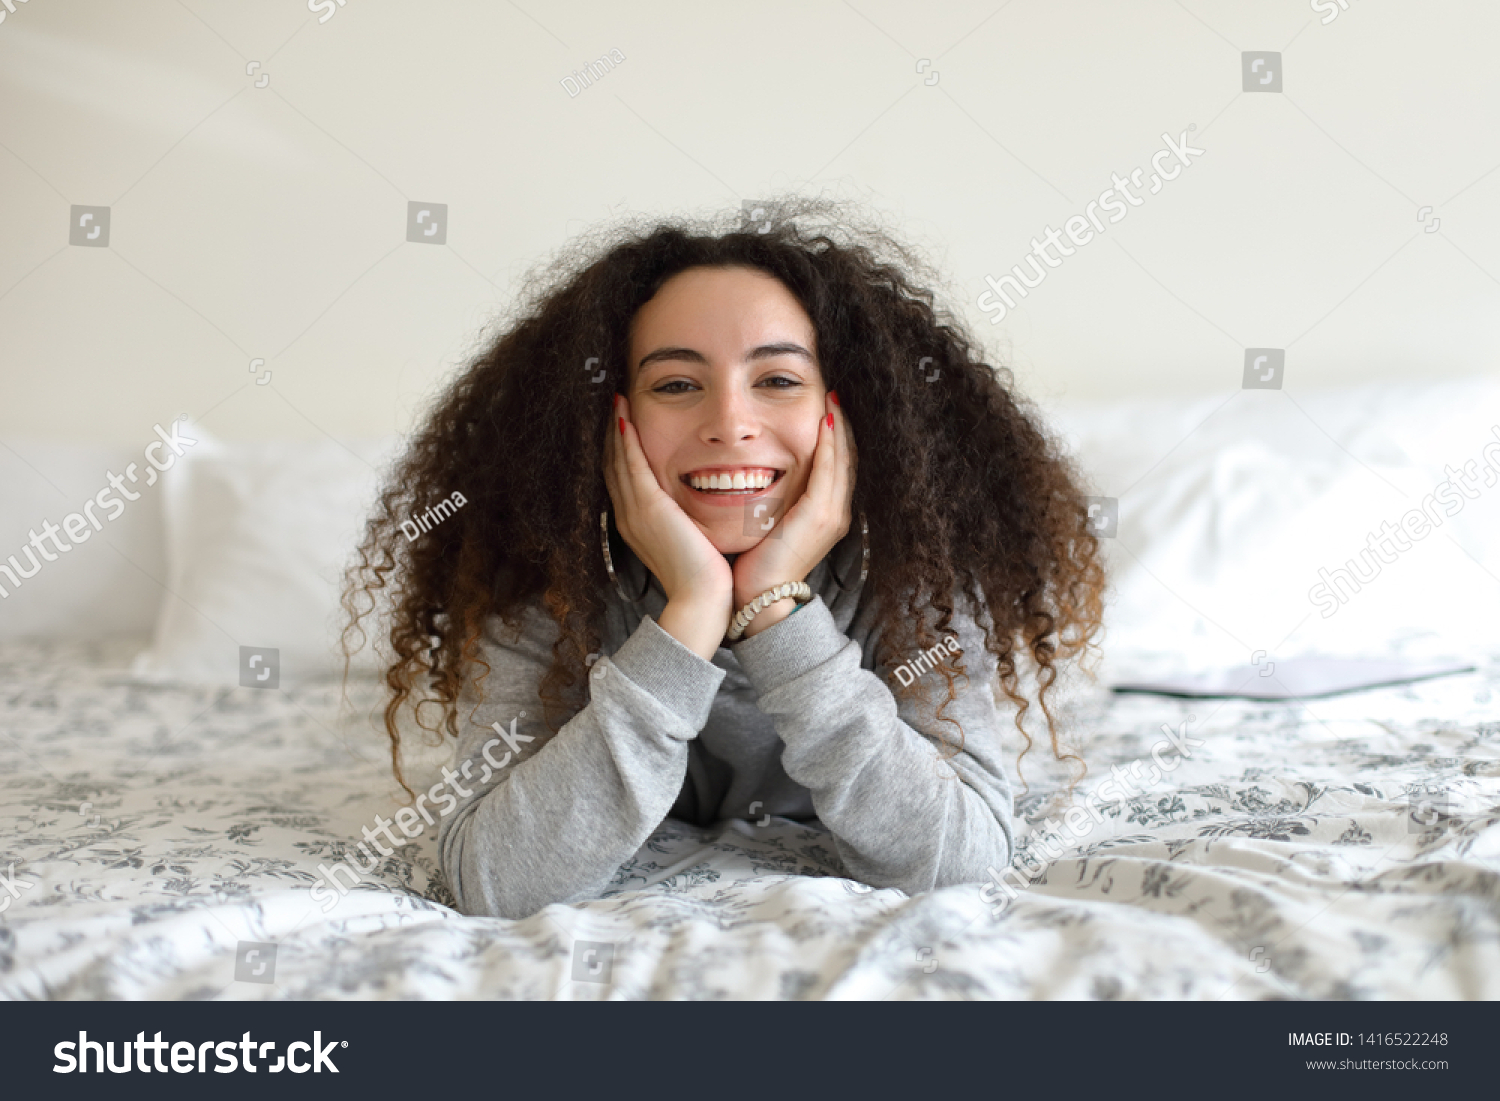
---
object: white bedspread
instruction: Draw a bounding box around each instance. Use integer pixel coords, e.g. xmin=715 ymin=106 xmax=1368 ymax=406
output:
xmin=2 ymin=639 xmax=1497 ymax=1000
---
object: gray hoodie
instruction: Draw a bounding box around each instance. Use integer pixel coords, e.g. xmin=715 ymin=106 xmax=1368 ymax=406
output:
xmin=437 ymin=554 xmax=1015 ymax=919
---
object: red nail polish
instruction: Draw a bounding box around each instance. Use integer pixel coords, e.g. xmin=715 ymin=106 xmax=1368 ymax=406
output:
xmin=826 ymin=413 xmax=834 ymax=428
xmin=829 ymin=391 xmax=840 ymax=406
xmin=618 ymin=417 xmax=625 ymax=436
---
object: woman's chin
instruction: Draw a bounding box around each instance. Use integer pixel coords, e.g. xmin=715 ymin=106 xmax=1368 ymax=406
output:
xmin=705 ymin=529 xmax=768 ymax=556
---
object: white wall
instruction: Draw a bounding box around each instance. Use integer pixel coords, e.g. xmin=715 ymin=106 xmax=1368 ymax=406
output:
xmin=1 ymin=0 xmax=1496 ymax=447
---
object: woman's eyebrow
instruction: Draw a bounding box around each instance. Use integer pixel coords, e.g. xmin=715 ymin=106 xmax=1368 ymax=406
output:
xmin=636 ymin=341 xmax=815 ymax=372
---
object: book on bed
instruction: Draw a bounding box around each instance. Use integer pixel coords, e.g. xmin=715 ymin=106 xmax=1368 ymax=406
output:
xmin=1110 ymin=657 xmax=1476 ymax=700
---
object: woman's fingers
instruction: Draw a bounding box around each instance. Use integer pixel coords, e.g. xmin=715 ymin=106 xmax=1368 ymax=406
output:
xmin=609 ymin=396 xmax=650 ymax=506
xmin=803 ymin=392 xmax=851 ymax=532
xmin=729 ymin=393 xmax=860 ymax=603
xmin=611 ymin=395 xmax=669 ymax=537
xmin=605 ymin=393 xmax=735 ymax=609
xmin=603 ymin=396 xmax=627 ymax=514
xmin=603 ymin=407 xmax=616 ymax=500
xmin=833 ymin=394 xmax=856 ymax=523
xmin=824 ymin=396 xmax=845 ymax=512
xmin=799 ymin=399 xmax=834 ymax=510
xmin=616 ymin=396 xmax=661 ymax=506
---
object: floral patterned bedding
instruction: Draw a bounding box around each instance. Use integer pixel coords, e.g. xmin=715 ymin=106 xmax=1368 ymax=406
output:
xmin=2 ymin=638 xmax=1497 ymax=1000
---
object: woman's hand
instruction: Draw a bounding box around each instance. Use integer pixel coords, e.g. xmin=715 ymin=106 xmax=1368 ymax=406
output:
xmin=605 ymin=394 xmax=734 ymax=658
xmin=732 ymin=391 xmax=856 ymax=638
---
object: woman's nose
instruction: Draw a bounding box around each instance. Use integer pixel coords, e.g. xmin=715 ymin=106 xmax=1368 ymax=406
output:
xmin=703 ymin=386 xmax=757 ymax=443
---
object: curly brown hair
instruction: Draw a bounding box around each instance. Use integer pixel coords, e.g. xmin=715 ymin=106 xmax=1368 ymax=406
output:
xmin=341 ymin=197 xmax=1106 ymax=799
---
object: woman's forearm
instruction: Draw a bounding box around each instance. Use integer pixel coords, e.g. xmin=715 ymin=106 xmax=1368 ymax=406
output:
xmin=441 ymin=704 xmax=690 ymax=919
xmin=732 ymin=597 xmax=1015 ymax=893
xmin=439 ymin=612 xmax=727 ymax=919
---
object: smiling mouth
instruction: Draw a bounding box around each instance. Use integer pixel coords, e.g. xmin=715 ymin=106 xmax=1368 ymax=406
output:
xmin=681 ymin=468 xmax=785 ymax=495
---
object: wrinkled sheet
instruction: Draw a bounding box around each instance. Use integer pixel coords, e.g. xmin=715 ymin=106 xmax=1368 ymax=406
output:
xmin=1 ymin=639 xmax=1497 ymax=1000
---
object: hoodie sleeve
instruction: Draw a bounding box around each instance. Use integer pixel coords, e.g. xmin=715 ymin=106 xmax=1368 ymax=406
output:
xmin=729 ymin=595 xmax=1014 ymax=896
xmin=436 ymin=604 xmax=725 ymax=919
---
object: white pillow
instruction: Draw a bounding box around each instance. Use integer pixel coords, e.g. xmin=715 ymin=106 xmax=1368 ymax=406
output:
xmin=0 ymin=439 xmax=169 ymax=641
xmin=130 ymin=428 xmax=402 ymax=687
xmin=1045 ymin=376 xmax=1500 ymax=674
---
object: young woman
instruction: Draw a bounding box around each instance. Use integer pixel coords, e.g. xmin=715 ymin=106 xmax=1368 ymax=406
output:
xmin=343 ymin=200 xmax=1106 ymax=920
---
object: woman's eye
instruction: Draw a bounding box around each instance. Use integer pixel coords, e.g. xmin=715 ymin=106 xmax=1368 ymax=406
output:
xmin=652 ymin=377 xmax=800 ymax=394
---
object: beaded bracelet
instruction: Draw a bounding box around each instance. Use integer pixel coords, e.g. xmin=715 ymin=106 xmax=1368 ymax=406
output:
xmin=726 ymin=581 xmax=813 ymax=642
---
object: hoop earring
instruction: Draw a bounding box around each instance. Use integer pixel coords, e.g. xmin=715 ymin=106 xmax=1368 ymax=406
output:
xmin=830 ymin=511 xmax=869 ymax=593
xmin=600 ymin=511 xmax=650 ymax=603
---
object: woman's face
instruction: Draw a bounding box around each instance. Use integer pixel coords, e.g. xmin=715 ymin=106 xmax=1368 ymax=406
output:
xmin=626 ymin=265 xmax=827 ymax=555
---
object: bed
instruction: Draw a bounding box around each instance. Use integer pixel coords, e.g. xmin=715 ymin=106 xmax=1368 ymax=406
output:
xmin=3 ymin=633 xmax=1496 ymax=1000
xmin=3 ymin=376 xmax=1497 ymax=999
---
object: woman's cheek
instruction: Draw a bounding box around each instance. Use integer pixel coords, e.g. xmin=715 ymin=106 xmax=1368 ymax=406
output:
xmin=633 ymin=423 xmax=675 ymax=490
xmin=796 ymin=420 xmax=822 ymax=467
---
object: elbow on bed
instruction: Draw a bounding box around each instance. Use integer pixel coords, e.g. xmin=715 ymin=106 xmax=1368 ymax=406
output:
xmin=438 ymin=809 xmax=584 ymax=921
xmin=437 ymin=810 xmax=496 ymax=918
xmin=441 ymin=837 xmax=528 ymax=920
xmin=936 ymin=817 xmax=1015 ymax=895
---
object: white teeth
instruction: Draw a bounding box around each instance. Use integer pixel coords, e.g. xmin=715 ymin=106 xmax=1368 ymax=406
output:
xmin=689 ymin=470 xmax=776 ymax=491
